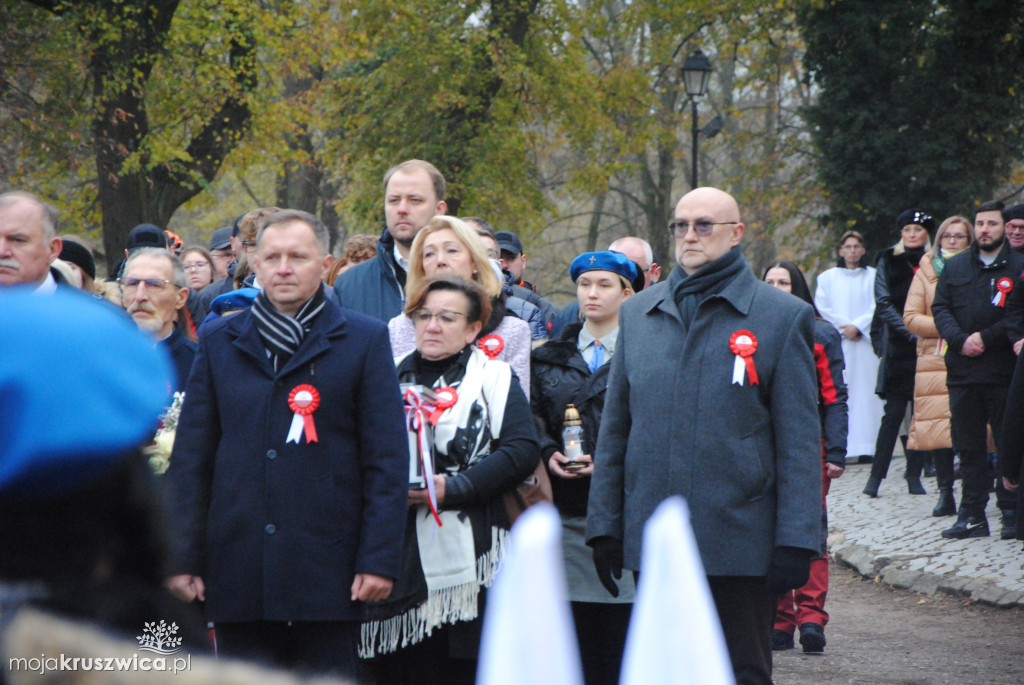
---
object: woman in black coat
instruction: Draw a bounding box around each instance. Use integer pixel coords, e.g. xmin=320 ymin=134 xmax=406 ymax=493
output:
xmin=530 ymin=251 xmax=637 ymax=685
xmin=864 ymin=209 xmax=934 ymax=497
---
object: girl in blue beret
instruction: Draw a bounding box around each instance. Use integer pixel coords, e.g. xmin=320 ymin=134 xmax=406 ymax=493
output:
xmin=530 ymin=250 xmax=637 ymax=685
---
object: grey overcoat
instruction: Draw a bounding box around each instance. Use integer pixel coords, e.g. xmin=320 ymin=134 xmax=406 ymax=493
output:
xmin=586 ymin=265 xmax=822 ymax=576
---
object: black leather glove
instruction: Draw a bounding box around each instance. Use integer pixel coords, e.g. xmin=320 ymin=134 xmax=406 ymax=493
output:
xmin=591 ymin=536 xmax=623 ymax=598
xmin=765 ymin=546 xmax=813 ymax=595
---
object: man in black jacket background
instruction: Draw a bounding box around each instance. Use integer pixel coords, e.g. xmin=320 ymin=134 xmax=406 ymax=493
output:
xmin=932 ymin=200 xmax=1024 ymax=540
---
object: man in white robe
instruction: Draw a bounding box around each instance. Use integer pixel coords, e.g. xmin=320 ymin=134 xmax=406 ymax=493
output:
xmin=815 ymin=231 xmax=884 ymax=462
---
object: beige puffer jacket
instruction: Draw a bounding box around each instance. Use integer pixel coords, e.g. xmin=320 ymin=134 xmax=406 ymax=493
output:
xmin=903 ymin=253 xmax=953 ymax=451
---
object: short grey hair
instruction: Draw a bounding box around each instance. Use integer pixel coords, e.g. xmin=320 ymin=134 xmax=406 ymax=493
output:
xmin=125 ymin=247 xmax=187 ymax=289
xmin=0 ymin=191 xmax=59 ymax=240
xmin=608 ymin=236 xmax=654 ymax=266
xmin=256 ymin=209 xmax=330 ymax=255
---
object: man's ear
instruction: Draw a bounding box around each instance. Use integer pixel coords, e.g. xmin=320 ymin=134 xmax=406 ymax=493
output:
xmin=729 ymin=223 xmax=746 ymax=247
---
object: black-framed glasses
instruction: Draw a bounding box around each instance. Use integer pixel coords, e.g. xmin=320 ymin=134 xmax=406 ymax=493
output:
xmin=241 ymin=240 xmax=258 ymax=253
xmin=120 ymin=277 xmax=173 ymax=292
xmin=669 ymin=220 xmax=739 ymax=238
xmin=412 ymin=309 xmax=468 ymax=326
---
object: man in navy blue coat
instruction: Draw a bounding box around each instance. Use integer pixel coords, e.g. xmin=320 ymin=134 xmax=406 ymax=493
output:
xmin=165 ymin=209 xmax=408 ymax=678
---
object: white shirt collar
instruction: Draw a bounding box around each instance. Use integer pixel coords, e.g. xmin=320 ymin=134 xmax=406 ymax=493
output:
xmin=33 ymin=271 xmax=58 ymax=295
xmin=393 ymin=244 xmax=409 ymax=272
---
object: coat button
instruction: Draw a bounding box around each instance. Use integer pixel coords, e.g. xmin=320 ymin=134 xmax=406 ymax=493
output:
xmin=265 ymin=524 xmax=276 ymax=534
xmin=267 ymin=449 xmax=277 ymax=460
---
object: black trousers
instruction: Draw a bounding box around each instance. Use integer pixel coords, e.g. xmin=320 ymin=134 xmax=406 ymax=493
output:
xmin=571 ymin=601 xmax=632 ymax=685
xmin=871 ymin=392 xmax=912 ymax=480
xmin=948 ymin=383 xmax=1015 ymax=519
xmin=707 ymin=576 xmax=776 ymax=685
xmin=215 ymin=620 xmax=358 ymax=679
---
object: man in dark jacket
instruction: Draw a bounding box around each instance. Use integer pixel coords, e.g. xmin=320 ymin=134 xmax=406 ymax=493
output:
xmin=933 ymin=200 xmax=1024 ymax=540
xmin=121 ymin=247 xmax=196 ymax=393
xmin=165 ymin=210 xmax=409 ymax=678
xmin=332 ymin=160 xmax=447 ymax=322
xmin=586 ymin=187 xmax=821 ymax=685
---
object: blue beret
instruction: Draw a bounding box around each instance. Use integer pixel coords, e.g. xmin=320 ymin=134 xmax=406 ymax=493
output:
xmin=210 ymin=287 xmax=258 ymax=315
xmin=570 ymin=251 xmax=638 ymax=284
xmin=0 ymin=288 xmax=173 ymax=499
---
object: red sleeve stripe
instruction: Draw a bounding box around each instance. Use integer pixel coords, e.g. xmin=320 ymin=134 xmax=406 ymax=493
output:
xmin=814 ymin=342 xmax=839 ymax=405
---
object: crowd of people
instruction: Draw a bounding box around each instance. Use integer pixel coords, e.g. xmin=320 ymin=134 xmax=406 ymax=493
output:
xmin=2 ymin=167 xmax=1024 ymax=685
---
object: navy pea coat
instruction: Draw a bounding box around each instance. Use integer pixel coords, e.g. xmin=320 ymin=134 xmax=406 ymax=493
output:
xmin=586 ymin=264 xmax=822 ymax=576
xmin=165 ymin=300 xmax=409 ymax=623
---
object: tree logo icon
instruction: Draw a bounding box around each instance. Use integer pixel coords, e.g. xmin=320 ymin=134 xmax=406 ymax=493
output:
xmin=136 ymin=620 xmax=183 ymax=654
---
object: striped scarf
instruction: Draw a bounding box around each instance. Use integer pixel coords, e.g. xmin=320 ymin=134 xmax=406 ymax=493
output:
xmin=251 ymin=287 xmax=326 ymax=371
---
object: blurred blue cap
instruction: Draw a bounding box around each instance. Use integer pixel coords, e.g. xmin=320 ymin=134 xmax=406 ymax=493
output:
xmin=0 ymin=288 xmax=173 ymax=498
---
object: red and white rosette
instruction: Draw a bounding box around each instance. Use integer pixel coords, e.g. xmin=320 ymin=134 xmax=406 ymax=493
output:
xmin=404 ymin=387 xmax=443 ymax=526
xmin=993 ymin=277 xmax=1014 ymax=307
xmin=478 ymin=334 xmax=504 ymax=360
xmin=286 ymin=384 xmax=320 ymax=444
xmin=429 ymin=386 xmax=458 ymax=426
xmin=729 ymin=330 xmax=759 ymax=386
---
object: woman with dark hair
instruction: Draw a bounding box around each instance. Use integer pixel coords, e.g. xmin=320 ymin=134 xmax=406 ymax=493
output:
xmin=362 ymin=274 xmax=539 ymax=685
xmin=181 ymin=246 xmax=216 ymax=292
xmin=864 ymin=210 xmax=934 ymax=497
xmin=530 ymin=251 xmax=637 ymax=685
xmin=763 ymin=260 xmax=847 ymax=654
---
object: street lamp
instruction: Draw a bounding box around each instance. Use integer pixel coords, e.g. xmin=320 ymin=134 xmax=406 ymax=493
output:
xmin=681 ymin=49 xmax=713 ymax=188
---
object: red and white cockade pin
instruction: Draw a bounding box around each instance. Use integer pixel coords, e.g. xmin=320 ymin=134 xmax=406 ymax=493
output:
xmin=993 ymin=277 xmax=1014 ymax=307
xmin=286 ymin=384 xmax=320 ymax=443
xmin=429 ymin=386 xmax=459 ymax=425
xmin=478 ymin=334 xmax=504 ymax=360
xmin=729 ymin=330 xmax=759 ymax=386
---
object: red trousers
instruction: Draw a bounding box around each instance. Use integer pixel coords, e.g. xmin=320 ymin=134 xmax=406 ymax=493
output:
xmin=775 ymin=456 xmax=832 ymax=632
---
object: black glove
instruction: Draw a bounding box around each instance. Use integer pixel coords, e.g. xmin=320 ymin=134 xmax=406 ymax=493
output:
xmin=591 ymin=536 xmax=623 ymax=598
xmin=765 ymin=546 xmax=813 ymax=595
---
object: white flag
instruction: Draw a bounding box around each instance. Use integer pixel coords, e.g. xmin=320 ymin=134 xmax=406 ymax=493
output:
xmin=477 ymin=502 xmax=584 ymax=685
xmin=620 ymin=496 xmax=735 ymax=685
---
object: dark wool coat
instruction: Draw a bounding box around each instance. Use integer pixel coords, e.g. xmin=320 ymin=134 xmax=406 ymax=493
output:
xmin=332 ymin=228 xmax=405 ymax=323
xmin=161 ymin=325 xmax=197 ymax=394
xmin=165 ymin=301 xmax=409 ymax=623
xmin=531 ymin=322 xmax=612 ymax=517
xmin=872 ymin=245 xmax=922 ymax=397
xmin=586 ymin=265 xmax=822 ymax=575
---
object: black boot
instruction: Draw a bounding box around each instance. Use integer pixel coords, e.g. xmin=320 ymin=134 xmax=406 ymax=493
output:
xmin=905 ymin=450 xmax=926 ymax=495
xmin=863 ymin=475 xmax=881 ymax=498
xmin=1001 ymin=510 xmax=1018 ymax=540
xmin=923 ymin=452 xmax=936 ymax=478
xmin=932 ymin=449 xmax=956 ymax=516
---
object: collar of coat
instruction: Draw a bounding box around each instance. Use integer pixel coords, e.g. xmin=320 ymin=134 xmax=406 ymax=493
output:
xmin=531 ymin=321 xmax=588 ymax=369
xmin=969 ymin=240 xmax=1013 ymax=269
xmin=222 ymin=297 xmax=347 ymax=378
xmin=639 ymin=260 xmax=759 ymax=324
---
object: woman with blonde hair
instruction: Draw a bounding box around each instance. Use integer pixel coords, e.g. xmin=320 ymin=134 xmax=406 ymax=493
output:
xmin=388 ymin=216 xmax=533 ymax=397
xmin=904 ymin=215 xmax=973 ymax=515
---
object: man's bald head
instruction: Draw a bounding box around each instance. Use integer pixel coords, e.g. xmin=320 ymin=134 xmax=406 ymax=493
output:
xmin=608 ymin=236 xmax=660 ymax=286
xmin=672 ymin=187 xmax=744 ymax=275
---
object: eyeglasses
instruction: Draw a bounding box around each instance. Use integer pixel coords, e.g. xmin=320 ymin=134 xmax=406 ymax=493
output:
xmin=1005 ymin=223 xmax=1024 ymax=234
xmin=941 ymin=233 xmax=969 ymax=241
xmin=241 ymin=240 xmax=258 ymax=253
xmin=183 ymin=262 xmax=211 ymax=271
xmin=412 ymin=309 xmax=468 ymax=326
xmin=211 ymin=251 xmax=234 ymax=260
xmin=669 ymin=220 xmax=739 ymax=238
xmin=120 ymin=277 xmax=174 ymax=292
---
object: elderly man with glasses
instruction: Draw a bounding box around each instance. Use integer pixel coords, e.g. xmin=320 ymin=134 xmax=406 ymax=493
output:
xmin=120 ymin=247 xmax=196 ymax=392
xmin=586 ymin=187 xmax=821 ymax=685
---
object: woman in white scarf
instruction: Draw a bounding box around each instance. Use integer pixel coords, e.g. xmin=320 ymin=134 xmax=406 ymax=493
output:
xmin=361 ymin=275 xmax=540 ymax=685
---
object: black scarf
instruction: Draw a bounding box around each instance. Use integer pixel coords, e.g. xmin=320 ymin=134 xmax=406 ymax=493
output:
xmin=251 ymin=287 xmax=326 ymax=371
xmin=669 ymin=246 xmax=746 ymax=325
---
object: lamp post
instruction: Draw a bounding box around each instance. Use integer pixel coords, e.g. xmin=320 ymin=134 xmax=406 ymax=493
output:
xmin=681 ymin=50 xmax=713 ymax=189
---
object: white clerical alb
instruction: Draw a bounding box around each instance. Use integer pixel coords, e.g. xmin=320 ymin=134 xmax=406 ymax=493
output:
xmin=815 ymin=265 xmax=884 ymax=459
